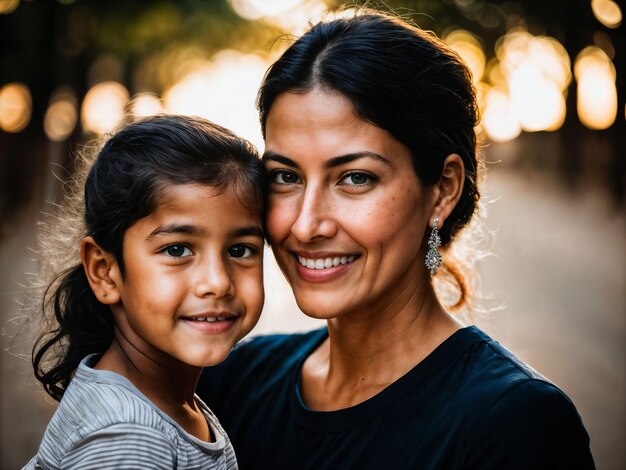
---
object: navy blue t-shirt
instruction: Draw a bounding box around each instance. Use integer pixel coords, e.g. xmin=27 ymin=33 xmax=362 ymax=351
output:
xmin=198 ymin=326 xmax=594 ymax=469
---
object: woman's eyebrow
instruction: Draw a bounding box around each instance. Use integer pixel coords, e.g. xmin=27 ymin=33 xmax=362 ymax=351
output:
xmin=323 ymin=152 xmax=389 ymax=168
xmin=262 ymin=151 xmax=389 ymax=168
xmin=262 ymin=152 xmax=299 ymax=168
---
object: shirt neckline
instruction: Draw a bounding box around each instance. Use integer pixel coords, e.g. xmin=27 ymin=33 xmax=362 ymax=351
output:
xmin=290 ymin=325 xmax=489 ymax=433
xmin=75 ymin=355 xmax=227 ymax=452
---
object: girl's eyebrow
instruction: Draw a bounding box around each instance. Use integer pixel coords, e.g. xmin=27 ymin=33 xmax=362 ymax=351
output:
xmin=146 ymin=224 xmax=264 ymax=239
xmin=262 ymin=151 xmax=389 ymax=168
xmin=230 ymin=226 xmax=264 ymax=239
xmin=147 ymin=224 xmax=196 ymax=238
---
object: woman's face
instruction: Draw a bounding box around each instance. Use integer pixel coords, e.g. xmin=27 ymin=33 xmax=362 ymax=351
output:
xmin=264 ymin=88 xmax=436 ymax=320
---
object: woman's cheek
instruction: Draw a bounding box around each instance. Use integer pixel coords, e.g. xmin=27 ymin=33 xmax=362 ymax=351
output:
xmin=267 ymin=202 xmax=295 ymax=242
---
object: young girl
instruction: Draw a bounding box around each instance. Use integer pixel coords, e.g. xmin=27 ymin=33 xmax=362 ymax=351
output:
xmin=24 ymin=115 xmax=265 ymax=469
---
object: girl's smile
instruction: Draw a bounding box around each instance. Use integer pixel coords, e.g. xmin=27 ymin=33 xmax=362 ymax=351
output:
xmin=106 ymin=183 xmax=264 ymax=369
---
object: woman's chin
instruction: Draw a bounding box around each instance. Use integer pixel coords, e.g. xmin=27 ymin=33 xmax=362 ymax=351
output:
xmin=294 ymin=296 xmax=349 ymax=321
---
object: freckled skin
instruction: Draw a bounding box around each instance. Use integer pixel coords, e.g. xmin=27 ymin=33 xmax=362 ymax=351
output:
xmin=264 ymin=88 xmax=435 ymax=321
xmin=109 ymin=184 xmax=265 ymax=369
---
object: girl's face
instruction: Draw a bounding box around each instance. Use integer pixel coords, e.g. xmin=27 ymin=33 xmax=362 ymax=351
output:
xmin=264 ymin=88 xmax=435 ymax=321
xmin=110 ymin=183 xmax=264 ymax=368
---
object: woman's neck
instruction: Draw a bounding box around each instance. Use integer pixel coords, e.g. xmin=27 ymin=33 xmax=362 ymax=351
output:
xmin=94 ymin=337 xmax=210 ymax=441
xmin=301 ymin=283 xmax=463 ymax=411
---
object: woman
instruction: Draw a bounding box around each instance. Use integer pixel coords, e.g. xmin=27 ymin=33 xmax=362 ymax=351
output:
xmin=199 ymin=9 xmax=594 ymax=469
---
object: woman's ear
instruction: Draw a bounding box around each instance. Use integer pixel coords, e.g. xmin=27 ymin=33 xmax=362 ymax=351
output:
xmin=80 ymin=236 xmax=121 ymax=305
xmin=430 ymin=153 xmax=465 ymax=228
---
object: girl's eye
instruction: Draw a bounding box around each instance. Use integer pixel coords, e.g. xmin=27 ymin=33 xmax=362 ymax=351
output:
xmin=271 ymin=170 xmax=300 ymax=185
xmin=341 ymin=172 xmax=372 ymax=186
xmin=163 ymin=244 xmax=192 ymax=258
xmin=228 ymin=244 xmax=255 ymax=259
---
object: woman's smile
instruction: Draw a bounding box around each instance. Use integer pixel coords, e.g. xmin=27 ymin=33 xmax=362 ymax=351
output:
xmin=264 ymin=87 xmax=434 ymax=320
xmin=292 ymin=251 xmax=360 ymax=282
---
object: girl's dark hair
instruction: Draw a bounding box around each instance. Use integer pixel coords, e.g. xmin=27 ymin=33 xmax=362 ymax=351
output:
xmin=257 ymin=9 xmax=481 ymax=308
xmin=33 ymin=115 xmax=264 ymax=401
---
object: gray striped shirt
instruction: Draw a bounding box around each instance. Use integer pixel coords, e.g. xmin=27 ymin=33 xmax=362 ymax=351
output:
xmin=23 ymin=354 xmax=238 ymax=469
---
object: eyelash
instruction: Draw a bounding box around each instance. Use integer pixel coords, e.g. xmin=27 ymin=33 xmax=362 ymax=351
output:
xmin=269 ymin=170 xmax=377 ymax=187
xmin=160 ymin=243 xmax=259 ymax=260
xmin=339 ymin=172 xmax=376 ymax=186
xmin=161 ymin=244 xmax=193 ymax=258
xmin=270 ymin=170 xmax=300 ymax=185
xmin=227 ymin=244 xmax=258 ymax=259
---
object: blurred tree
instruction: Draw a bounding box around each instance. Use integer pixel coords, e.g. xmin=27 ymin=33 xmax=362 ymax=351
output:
xmin=0 ymin=0 xmax=623 ymax=236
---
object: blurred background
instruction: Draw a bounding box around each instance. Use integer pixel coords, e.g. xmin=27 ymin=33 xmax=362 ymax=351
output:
xmin=0 ymin=0 xmax=624 ymax=468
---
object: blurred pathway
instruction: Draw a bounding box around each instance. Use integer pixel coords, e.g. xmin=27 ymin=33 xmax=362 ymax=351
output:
xmin=1 ymin=168 xmax=624 ymax=469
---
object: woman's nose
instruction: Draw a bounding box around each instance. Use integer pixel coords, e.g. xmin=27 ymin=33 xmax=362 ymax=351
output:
xmin=194 ymin=256 xmax=234 ymax=299
xmin=290 ymin=187 xmax=337 ymax=242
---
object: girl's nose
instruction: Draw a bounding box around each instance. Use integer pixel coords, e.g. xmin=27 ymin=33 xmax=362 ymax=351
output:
xmin=290 ymin=187 xmax=338 ymax=242
xmin=194 ymin=256 xmax=234 ymax=299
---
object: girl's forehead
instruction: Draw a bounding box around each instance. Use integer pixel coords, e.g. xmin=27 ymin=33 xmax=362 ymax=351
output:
xmin=129 ymin=183 xmax=262 ymax=238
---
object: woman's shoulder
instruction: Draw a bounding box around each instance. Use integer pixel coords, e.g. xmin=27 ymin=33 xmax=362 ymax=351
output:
xmin=452 ymin=328 xmax=594 ymax=467
xmin=458 ymin=327 xmax=561 ymax=395
xmin=462 ymin=377 xmax=594 ymax=468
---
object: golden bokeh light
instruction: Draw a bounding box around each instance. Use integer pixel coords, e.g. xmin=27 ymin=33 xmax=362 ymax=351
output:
xmin=0 ymin=82 xmax=32 ymax=133
xmin=163 ymin=50 xmax=269 ymax=151
xmin=0 ymin=0 xmax=19 ymax=15
xmin=445 ymin=30 xmax=486 ymax=83
xmin=575 ymin=47 xmax=617 ymax=130
xmin=482 ymin=87 xmax=522 ymax=142
xmin=527 ymin=37 xmax=571 ymax=91
xmin=44 ymin=89 xmax=78 ymax=142
xmin=509 ymin=64 xmax=566 ymax=132
xmin=268 ymin=1 xmax=327 ymax=35
xmin=483 ymin=28 xmax=570 ymax=138
xmin=591 ymin=0 xmax=622 ymax=28
xmin=229 ymin=0 xmax=328 ymax=34
xmin=81 ymin=81 xmax=129 ymax=135
xmin=129 ymin=93 xmax=164 ymax=118
xmin=229 ymin=0 xmax=304 ymax=20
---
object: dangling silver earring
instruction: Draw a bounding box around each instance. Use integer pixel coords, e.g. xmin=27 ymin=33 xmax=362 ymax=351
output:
xmin=425 ymin=217 xmax=442 ymax=275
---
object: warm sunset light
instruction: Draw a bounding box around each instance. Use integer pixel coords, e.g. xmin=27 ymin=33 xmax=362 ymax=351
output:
xmin=591 ymin=0 xmax=622 ymax=28
xmin=129 ymin=93 xmax=165 ymax=118
xmin=509 ymin=64 xmax=566 ymax=132
xmin=0 ymin=82 xmax=31 ymax=133
xmin=229 ymin=0 xmax=328 ymax=34
xmin=481 ymin=29 xmax=570 ymax=139
xmin=482 ymin=87 xmax=522 ymax=142
xmin=44 ymin=89 xmax=77 ymax=142
xmin=81 ymin=81 xmax=129 ymax=135
xmin=229 ymin=0 xmax=304 ymax=19
xmin=445 ymin=30 xmax=486 ymax=83
xmin=0 ymin=0 xmax=19 ymax=15
xmin=575 ymin=46 xmax=618 ymax=130
xmin=163 ymin=50 xmax=268 ymax=150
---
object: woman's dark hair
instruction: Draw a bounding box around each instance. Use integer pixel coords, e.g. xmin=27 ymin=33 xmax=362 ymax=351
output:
xmin=257 ymin=9 xmax=481 ymax=308
xmin=32 ymin=115 xmax=264 ymax=401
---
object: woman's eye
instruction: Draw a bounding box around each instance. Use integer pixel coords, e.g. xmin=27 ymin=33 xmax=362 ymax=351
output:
xmin=271 ymin=170 xmax=300 ymax=184
xmin=163 ymin=244 xmax=192 ymax=258
xmin=228 ymin=244 xmax=255 ymax=259
xmin=341 ymin=172 xmax=372 ymax=186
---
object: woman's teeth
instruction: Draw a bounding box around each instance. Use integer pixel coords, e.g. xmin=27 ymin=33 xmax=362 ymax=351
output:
xmin=187 ymin=317 xmax=227 ymax=322
xmin=297 ymin=255 xmax=355 ymax=269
